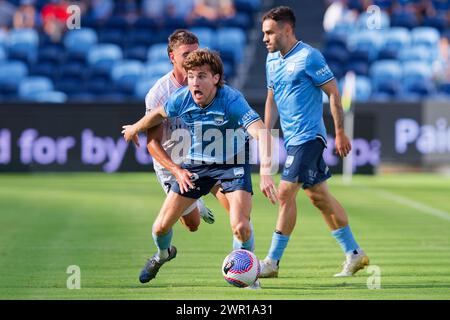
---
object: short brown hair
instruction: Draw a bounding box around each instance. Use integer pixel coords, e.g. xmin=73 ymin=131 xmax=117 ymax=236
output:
xmin=183 ymin=49 xmax=225 ymax=87
xmin=262 ymin=6 xmax=296 ymax=28
xmin=167 ymin=29 xmax=199 ymax=57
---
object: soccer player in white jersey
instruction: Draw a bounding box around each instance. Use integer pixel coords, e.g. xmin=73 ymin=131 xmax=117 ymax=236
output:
xmin=259 ymin=6 xmax=369 ymax=278
xmin=144 ymin=30 xmax=225 ymax=231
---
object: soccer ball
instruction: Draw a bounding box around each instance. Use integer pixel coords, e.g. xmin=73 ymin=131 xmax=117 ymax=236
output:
xmin=222 ymin=249 xmax=260 ymax=288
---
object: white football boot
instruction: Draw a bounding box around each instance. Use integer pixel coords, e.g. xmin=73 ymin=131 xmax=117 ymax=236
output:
xmin=245 ymin=279 xmax=261 ymax=290
xmin=259 ymin=258 xmax=279 ymax=278
xmin=334 ymin=249 xmax=369 ymax=277
xmin=197 ymin=198 xmax=215 ymax=224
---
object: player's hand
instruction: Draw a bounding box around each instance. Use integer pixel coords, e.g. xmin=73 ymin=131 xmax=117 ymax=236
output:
xmin=173 ymin=167 xmax=195 ymax=194
xmin=335 ymin=131 xmax=351 ymax=158
xmin=122 ymin=125 xmax=140 ymax=147
xmin=260 ymin=175 xmax=278 ymax=205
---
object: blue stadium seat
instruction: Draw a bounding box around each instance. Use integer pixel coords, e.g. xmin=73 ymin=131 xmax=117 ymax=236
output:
xmin=0 ymin=47 xmax=5 ymax=62
xmin=347 ymin=60 xmax=369 ymax=76
xmin=111 ymin=60 xmax=144 ymax=94
xmin=398 ymin=45 xmax=433 ymax=63
xmin=142 ymin=61 xmax=172 ymax=79
xmin=0 ymin=29 xmax=7 ymax=48
xmin=7 ymin=29 xmax=39 ymax=64
xmin=87 ymin=44 xmax=123 ymax=76
xmin=134 ymin=77 xmax=160 ymax=100
xmin=370 ymin=60 xmax=402 ymax=95
xmin=411 ymin=27 xmax=440 ymax=50
xmin=423 ymin=12 xmax=447 ymax=32
xmin=323 ymin=46 xmax=349 ymax=65
xmin=324 ymin=32 xmax=347 ymax=50
xmin=30 ymin=62 xmax=59 ymax=80
xmin=391 ymin=8 xmax=419 ymax=29
xmin=379 ymin=27 xmax=411 ymax=59
xmin=59 ymin=62 xmax=87 ymax=80
xmin=401 ymin=61 xmax=434 ymax=94
xmin=98 ymin=29 xmax=126 ymax=46
xmin=33 ymin=91 xmax=67 ymax=103
xmin=189 ymin=27 xmax=216 ymax=49
xmin=217 ymin=28 xmax=246 ymax=65
xmin=124 ymin=45 xmax=148 ymax=62
xmin=0 ymin=61 xmax=28 ymax=95
xmin=347 ymin=30 xmax=383 ymax=62
xmin=37 ymin=44 xmax=66 ymax=64
xmin=147 ymin=43 xmax=169 ymax=63
xmin=18 ymin=76 xmax=54 ymax=100
xmin=64 ymin=28 xmax=98 ymax=61
xmin=373 ymin=0 xmax=393 ymax=10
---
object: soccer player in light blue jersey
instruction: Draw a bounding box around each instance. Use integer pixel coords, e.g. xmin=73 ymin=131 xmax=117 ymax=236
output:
xmin=122 ymin=49 xmax=278 ymax=286
xmin=259 ymin=6 xmax=369 ymax=278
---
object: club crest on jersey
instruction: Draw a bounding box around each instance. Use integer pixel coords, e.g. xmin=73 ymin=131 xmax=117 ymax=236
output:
xmin=286 ymin=62 xmax=296 ymax=73
xmin=233 ymin=167 xmax=244 ymax=178
xmin=214 ymin=115 xmax=224 ymax=125
xmin=285 ymin=155 xmax=294 ymax=168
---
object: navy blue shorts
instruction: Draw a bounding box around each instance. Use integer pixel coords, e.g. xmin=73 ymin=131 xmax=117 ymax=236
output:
xmin=281 ymin=138 xmax=331 ymax=189
xmin=171 ymin=163 xmax=253 ymax=199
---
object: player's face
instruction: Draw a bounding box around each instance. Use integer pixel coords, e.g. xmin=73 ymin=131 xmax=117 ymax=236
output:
xmin=187 ymin=65 xmax=220 ymax=107
xmin=170 ymin=43 xmax=199 ymax=75
xmin=262 ymin=19 xmax=289 ymax=53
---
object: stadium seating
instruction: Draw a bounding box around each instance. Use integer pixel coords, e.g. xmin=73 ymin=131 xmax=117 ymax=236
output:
xmin=111 ymin=60 xmax=144 ymax=94
xmin=0 ymin=61 xmax=28 ymax=96
xmin=18 ymin=76 xmax=53 ymax=100
xmin=7 ymin=29 xmax=39 ymax=64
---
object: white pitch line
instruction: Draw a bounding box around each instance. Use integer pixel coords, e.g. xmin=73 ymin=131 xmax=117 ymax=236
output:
xmin=372 ymin=189 xmax=450 ymax=222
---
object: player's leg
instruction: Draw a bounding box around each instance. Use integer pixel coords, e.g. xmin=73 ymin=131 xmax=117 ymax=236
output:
xmin=140 ymin=191 xmax=196 ymax=283
xmin=259 ymin=180 xmax=301 ymax=278
xmin=224 ymin=189 xmax=254 ymax=250
xmin=304 ymin=181 xmax=369 ymax=277
xmin=210 ymin=183 xmax=230 ymax=214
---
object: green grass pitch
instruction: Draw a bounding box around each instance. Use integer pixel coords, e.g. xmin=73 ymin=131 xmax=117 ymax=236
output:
xmin=0 ymin=173 xmax=449 ymax=300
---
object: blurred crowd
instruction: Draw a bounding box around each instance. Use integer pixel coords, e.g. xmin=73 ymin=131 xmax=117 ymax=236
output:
xmin=0 ymin=0 xmax=245 ymax=42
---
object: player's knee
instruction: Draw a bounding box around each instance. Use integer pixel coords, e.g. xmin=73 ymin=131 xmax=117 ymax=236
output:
xmin=153 ymin=223 xmax=171 ymax=236
xmin=278 ymin=188 xmax=297 ymax=205
xmin=184 ymin=223 xmax=199 ymax=232
xmin=308 ymin=191 xmax=327 ymax=209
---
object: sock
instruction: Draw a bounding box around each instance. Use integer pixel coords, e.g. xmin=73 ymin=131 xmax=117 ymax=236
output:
xmin=233 ymin=221 xmax=255 ymax=251
xmin=331 ymin=225 xmax=359 ymax=254
xmin=152 ymin=228 xmax=173 ymax=261
xmin=267 ymin=231 xmax=290 ymax=262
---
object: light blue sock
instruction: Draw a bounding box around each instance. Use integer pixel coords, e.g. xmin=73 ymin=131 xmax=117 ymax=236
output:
xmin=267 ymin=231 xmax=290 ymax=261
xmin=152 ymin=228 xmax=173 ymax=260
xmin=331 ymin=225 xmax=359 ymax=254
xmin=233 ymin=221 xmax=255 ymax=251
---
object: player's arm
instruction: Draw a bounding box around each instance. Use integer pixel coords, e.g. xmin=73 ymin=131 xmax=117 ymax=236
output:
xmin=121 ymin=105 xmax=167 ymax=147
xmin=246 ymin=119 xmax=278 ymax=204
xmin=146 ymin=125 xmax=194 ymax=193
xmin=321 ymin=79 xmax=351 ymax=158
xmin=264 ymin=89 xmax=279 ymax=129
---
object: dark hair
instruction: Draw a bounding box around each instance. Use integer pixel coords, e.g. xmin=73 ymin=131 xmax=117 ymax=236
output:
xmin=167 ymin=29 xmax=199 ymax=57
xmin=262 ymin=6 xmax=296 ymax=28
xmin=183 ymin=49 xmax=225 ymax=87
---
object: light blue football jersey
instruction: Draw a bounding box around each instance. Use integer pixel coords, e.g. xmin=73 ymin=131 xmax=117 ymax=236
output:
xmin=266 ymin=41 xmax=334 ymax=148
xmin=164 ymin=85 xmax=260 ymax=163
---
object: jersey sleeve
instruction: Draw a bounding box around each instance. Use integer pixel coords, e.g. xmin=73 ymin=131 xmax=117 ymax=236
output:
xmin=305 ymin=48 xmax=334 ymax=87
xmin=144 ymin=85 xmax=160 ymax=115
xmin=229 ymin=92 xmax=261 ymax=129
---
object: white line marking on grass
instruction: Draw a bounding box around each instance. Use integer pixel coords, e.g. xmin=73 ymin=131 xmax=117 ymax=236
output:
xmin=373 ymin=189 xmax=450 ymax=222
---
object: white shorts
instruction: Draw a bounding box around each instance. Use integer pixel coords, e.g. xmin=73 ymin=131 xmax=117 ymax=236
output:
xmin=155 ymin=166 xmax=198 ymax=216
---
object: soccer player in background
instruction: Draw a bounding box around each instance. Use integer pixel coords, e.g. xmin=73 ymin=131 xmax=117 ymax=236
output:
xmin=259 ymin=6 xmax=369 ymax=278
xmin=122 ymin=49 xmax=278 ymax=286
xmin=143 ymin=29 xmax=220 ymax=232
